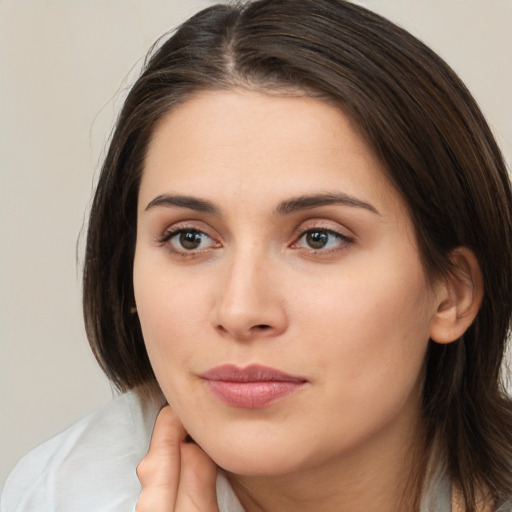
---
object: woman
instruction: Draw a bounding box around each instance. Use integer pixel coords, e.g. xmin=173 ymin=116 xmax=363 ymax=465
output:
xmin=3 ymin=0 xmax=512 ymax=510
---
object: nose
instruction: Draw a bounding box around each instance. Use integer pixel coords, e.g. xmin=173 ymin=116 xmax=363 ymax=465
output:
xmin=210 ymin=250 xmax=288 ymax=341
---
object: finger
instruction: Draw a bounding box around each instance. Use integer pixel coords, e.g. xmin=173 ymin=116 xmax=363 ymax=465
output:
xmin=174 ymin=441 xmax=219 ymax=511
xmin=136 ymin=406 xmax=187 ymax=512
xmin=147 ymin=405 xmax=187 ymax=454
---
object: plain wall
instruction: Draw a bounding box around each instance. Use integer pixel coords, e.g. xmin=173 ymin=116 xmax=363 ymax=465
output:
xmin=1 ymin=0 xmax=511 ymax=489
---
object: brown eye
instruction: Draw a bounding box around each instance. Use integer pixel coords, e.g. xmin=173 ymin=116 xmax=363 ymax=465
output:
xmin=179 ymin=231 xmax=204 ymax=250
xmin=163 ymin=229 xmax=216 ymax=253
xmin=305 ymin=231 xmax=330 ymax=249
xmin=295 ymin=228 xmax=352 ymax=253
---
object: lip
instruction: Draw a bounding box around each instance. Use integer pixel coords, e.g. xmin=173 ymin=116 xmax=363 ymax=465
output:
xmin=200 ymin=364 xmax=308 ymax=408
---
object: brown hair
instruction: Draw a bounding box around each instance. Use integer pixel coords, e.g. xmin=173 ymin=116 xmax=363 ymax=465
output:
xmin=83 ymin=1 xmax=512 ymax=509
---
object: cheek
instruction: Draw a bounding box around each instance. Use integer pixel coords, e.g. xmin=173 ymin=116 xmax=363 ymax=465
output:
xmin=296 ymin=254 xmax=433 ymax=392
xmin=133 ymin=256 xmax=210 ymax=382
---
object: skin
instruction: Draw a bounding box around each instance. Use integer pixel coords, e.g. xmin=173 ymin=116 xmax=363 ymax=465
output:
xmin=133 ymin=89 xmax=481 ymax=511
xmin=136 ymin=406 xmax=219 ymax=511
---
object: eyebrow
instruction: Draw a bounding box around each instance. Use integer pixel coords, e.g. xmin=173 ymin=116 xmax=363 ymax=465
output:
xmin=144 ymin=191 xmax=380 ymax=216
xmin=275 ymin=192 xmax=380 ymax=216
xmin=145 ymin=194 xmax=219 ymax=214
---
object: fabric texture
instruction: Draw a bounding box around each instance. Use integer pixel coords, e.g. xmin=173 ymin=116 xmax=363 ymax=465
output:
xmin=1 ymin=393 xmax=243 ymax=512
xmin=2 ymin=392 xmax=454 ymax=511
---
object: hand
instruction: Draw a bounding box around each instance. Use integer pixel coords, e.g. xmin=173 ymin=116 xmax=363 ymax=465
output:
xmin=136 ymin=405 xmax=220 ymax=512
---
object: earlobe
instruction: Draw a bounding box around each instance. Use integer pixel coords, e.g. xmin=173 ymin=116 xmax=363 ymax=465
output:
xmin=429 ymin=247 xmax=484 ymax=344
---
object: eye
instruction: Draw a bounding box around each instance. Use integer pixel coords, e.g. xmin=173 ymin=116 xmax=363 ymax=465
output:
xmin=294 ymin=228 xmax=351 ymax=252
xmin=159 ymin=228 xmax=218 ymax=254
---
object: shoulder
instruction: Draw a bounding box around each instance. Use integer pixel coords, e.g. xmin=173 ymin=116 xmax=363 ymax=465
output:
xmin=1 ymin=392 xmax=160 ymax=512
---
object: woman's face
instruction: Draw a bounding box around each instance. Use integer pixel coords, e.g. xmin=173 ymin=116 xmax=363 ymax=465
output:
xmin=134 ymin=89 xmax=441 ymax=476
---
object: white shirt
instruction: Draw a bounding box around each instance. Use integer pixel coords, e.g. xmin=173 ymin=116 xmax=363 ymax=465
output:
xmin=2 ymin=392 xmax=457 ymax=511
xmin=1 ymin=392 xmax=244 ymax=512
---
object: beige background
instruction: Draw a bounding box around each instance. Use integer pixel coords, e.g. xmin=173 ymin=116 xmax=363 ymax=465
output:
xmin=1 ymin=0 xmax=511 ymax=489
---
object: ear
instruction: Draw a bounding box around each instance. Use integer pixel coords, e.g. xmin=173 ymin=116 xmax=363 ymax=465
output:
xmin=429 ymin=247 xmax=484 ymax=344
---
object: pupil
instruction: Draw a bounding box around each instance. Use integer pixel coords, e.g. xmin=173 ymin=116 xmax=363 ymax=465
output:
xmin=307 ymin=231 xmax=328 ymax=249
xmin=180 ymin=231 xmax=201 ymax=250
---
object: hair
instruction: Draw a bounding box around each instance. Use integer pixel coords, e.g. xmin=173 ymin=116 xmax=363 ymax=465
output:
xmin=83 ymin=0 xmax=512 ymax=509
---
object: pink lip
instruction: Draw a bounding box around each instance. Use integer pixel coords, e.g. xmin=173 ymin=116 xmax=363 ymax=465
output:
xmin=200 ymin=364 xmax=307 ymax=409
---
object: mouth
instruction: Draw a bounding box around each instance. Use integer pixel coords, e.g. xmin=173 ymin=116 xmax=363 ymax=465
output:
xmin=200 ymin=364 xmax=308 ymax=408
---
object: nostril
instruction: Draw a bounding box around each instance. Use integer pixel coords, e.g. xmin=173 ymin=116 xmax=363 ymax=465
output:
xmin=254 ymin=324 xmax=271 ymax=330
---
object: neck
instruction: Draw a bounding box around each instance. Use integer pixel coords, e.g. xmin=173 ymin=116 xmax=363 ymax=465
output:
xmin=227 ymin=407 xmax=427 ymax=512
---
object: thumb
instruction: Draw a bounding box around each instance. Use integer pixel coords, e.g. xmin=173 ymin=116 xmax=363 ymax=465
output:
xmin=174 ymin=442 xmax=219 ymax=511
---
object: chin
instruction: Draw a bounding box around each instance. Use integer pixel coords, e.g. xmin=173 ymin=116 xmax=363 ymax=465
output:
xmin=214 ymin=450 xmax=300 ymax=477
xmin=196 ymin=430 xmax=313 ymax=477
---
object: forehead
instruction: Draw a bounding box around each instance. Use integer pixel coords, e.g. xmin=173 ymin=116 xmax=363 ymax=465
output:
xmin=139 ymin=89 xmax=403 ymax=218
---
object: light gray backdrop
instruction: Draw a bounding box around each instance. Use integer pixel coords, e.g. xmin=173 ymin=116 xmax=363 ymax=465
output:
xmin=1 ymin=0 xmax=511 ymax=489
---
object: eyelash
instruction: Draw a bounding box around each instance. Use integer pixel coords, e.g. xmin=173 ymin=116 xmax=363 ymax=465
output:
xmin=157 ymin=225 xmax=354 ymax=257
xmin=157 ymin=228 xmax=219 ymax=257
xmin=292 ymin=228 xmax=354 ymax=254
